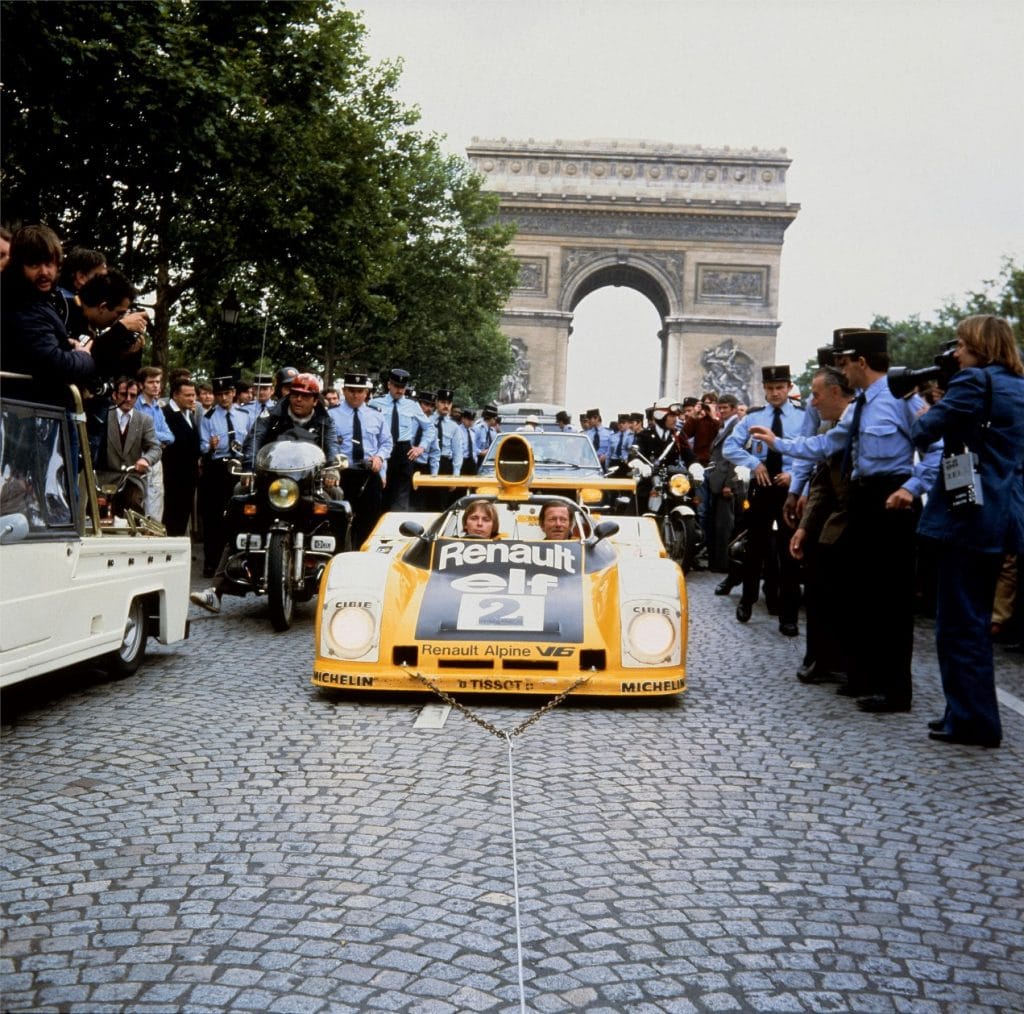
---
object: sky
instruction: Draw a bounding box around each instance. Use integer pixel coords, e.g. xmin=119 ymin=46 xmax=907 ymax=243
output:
xmin=355 ymin=0 xmax=1023 ymax=414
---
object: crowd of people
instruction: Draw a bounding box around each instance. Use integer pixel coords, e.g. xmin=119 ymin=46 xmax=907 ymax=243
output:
xmin=3 ymin=224 xmax=1022 ymax=748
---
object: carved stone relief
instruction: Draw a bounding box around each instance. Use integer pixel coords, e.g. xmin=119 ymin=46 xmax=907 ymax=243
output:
xmin=696 ymin=264 xmax=769 ymax=304
xmin=499 ymin=337 xmax=531 ymax=403
xmin=514 ymin=257 xmax=548 ymax=295
xmin=559 ymin=247 xmax=685 ymax=309
xmin=701 ymin=339 xmax=757 ymax=404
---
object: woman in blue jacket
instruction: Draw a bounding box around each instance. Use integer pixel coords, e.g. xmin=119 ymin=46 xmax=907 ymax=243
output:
xmin=912 ymin=315 xmax=1024 ymax=747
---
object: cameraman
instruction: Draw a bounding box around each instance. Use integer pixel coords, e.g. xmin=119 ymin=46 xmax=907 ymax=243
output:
xmin=911 ymin=315 xmax=1024 ymax=748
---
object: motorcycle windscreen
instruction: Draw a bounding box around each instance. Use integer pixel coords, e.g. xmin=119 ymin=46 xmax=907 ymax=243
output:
xmin=256 ymin=440 xmax=325 ymax=479
xmin=415 ymin=539 xmax=584 ymax=642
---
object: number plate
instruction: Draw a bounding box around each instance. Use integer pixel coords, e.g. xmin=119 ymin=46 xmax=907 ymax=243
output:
xmin=457 ymin=594 xmax=545 ymax=631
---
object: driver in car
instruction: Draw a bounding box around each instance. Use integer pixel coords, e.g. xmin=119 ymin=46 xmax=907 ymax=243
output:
xmin=539 ymin=501 xmax=573 ymax=540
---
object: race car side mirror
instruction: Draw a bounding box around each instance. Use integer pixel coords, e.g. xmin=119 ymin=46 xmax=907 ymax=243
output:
xmin=592 ymin=520 xmax=619 ymax=543
xmin=398 ymin=521 xmax=425 ymax=539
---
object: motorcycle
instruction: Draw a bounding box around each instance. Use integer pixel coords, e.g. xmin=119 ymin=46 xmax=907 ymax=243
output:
xmin=225 ymin=440 xmax=351 ymax=631
xmin=626 ymin=446 xmax=706 ymax=573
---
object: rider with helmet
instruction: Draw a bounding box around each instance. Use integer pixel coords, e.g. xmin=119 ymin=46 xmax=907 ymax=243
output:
xmin=247 ymin=372 xmax=337 ymax=462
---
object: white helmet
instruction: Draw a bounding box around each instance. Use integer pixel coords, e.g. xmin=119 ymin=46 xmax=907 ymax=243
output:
xmin=652 ymin=396 xmax=675 ymax=422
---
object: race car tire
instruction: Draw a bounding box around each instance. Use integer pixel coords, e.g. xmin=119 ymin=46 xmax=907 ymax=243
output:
xmin=267 ymin=530 xmax=295 ymax=632
xmin=104 ymin=596 xmax=147 ymax=679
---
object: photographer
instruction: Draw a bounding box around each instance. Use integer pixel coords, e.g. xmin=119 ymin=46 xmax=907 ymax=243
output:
xmin=911 ymin=315 xmax=1024 ymax=748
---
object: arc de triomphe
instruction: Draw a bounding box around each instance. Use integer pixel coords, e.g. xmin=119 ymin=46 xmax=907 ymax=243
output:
xmin=467 ymin=138 xmax=800 ymax=406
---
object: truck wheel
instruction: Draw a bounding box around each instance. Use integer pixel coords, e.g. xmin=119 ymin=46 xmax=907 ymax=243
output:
xmin=267 ymin=530 xmax=294 ymax=631
xmin=105 ymin=596 xmax=147 ymax=678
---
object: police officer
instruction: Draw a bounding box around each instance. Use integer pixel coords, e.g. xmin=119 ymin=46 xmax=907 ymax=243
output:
xmin=244 ymin=373 xmax=277 ymax=423
xmin=473 ymin=404 xmax=501 ymax=465
xmin=723 ymin=365 xmax=805 ymax=636
xmin=330 ymin=371 xmax=392 ymax=548
xmin=586 ymin=409 xmax=612 ymax=466
xmin=369 ymin=368 xmax=430 ymax=511
xmin=410 ymin=390 xmax=441 ymax=509
xmin=750 ymin=332 xmax=942 ymax=711
xmin=198 ymin=376 xmax=251 ymax=576
xmin=607 ymin=413 xmax=635 ymax=468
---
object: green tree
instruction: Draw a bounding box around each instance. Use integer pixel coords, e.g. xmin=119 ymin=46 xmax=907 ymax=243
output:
xmin=794 ymin=257 xmax=1023 ymax=391
xmin=1 ymin=1 xmax=518 ymax=398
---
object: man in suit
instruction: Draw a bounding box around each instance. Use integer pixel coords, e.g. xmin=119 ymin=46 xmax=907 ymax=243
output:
xmin=161 ymin=376 xmax=201 ymax=536
xmin=705 ymin=394 xmax=745 ymax=576
xmin=96 ymin=376 xmax=161 ymax=516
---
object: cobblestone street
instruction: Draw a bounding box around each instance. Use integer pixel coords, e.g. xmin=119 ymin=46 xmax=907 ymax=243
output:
xmin=2 ymin=569 xmax=1023 ymax=1012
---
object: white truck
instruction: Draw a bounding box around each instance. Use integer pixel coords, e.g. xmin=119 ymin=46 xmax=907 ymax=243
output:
xmin=0 ymin=382 xmax=190 ymax=686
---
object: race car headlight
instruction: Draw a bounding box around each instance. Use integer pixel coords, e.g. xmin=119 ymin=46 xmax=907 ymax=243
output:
xmin=669 ymin=473 xmax=691 ymax=497
xmin=328 ymin=605 xmax=376 ymax=657
xmin=268 ymin=477 xmax=300 ymax=509
xmin=626 ymin=611 xmax=676 ymax=662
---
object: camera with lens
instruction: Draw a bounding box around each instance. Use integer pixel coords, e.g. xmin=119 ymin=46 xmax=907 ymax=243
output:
xmin=886 ymin=340 xmax=959 ymax=399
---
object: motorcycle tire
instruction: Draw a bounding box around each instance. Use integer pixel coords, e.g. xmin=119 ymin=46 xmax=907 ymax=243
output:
xmin=677 ymin=515 xmax=701 ymax=575
xmin=267 ymin=530 xmax=294 ymax=632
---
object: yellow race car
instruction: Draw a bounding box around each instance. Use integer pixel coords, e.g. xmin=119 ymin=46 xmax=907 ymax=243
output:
xmin=312 ymin=435 xmax=688 ymax=697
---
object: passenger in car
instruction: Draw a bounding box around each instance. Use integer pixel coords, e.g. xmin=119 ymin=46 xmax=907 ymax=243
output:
xmin=461 ymin=499 xmax=500 ymax=539
xmin=538 ymin=501 xmax=573 ymax=540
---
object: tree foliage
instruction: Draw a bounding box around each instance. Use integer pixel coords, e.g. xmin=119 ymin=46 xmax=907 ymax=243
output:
xmin=794 ymin=257 xmax=1023 ymax=392
xmin=1 ymin=0 xmax=517 ymax=400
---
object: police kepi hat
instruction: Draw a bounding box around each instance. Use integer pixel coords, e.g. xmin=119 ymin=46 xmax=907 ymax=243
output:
xmin=387 ymin=368 xmax=411 ymax=385
xmin=417 ymin=390 xmax=436 ymax=406
xmin=761 ymin=364 xmax=791 ymax=383
xmin=816 ymin=346 xmax=835 ymax=368
xmin=342 ymin=372 xmax=373 ymax=389
xmin=834 ymin=329 xmax=888 ymax=357
xmin=252 ymin=374 xmax=275 ymax=387
xmin=212 ymin=375 xmax=235 ymax=394
xmin=482 ymin=403 xmax=499 ymax=419
xmin=435 ymin=388 xmax=454 ymax=401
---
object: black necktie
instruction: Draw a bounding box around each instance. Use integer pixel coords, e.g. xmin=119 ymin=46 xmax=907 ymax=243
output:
xmin=616 ymin=431 xmax=624 ymax=458
xmin=842 ymin=394 xmax=866 ymax=476
xmin=766 ymin=407 xmax=783 ymax=476
xmin=592 ymin=429 xmax=599 ymax=449
xmin=351 ymin=408 xmax=364 ymax=463
xmin=436 ymin=415 xmax=444 ymax=451
xmin=390 ymin=400 xmax=400 ymax=443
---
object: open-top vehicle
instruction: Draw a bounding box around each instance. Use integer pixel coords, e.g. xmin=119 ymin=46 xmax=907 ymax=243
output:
xmin=1 ymin=381 xmax=190 ymax=686
xmin=312 ymin=434 xmax=688 ymax=697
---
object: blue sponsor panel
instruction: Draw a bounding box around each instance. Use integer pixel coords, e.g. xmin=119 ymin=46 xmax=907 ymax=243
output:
xmin=415 ymin=540 xmax=584 ymax=642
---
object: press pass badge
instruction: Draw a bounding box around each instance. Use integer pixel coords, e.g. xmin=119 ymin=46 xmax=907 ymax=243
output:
xmin=942 ymin=450 xmax=984 ymax=508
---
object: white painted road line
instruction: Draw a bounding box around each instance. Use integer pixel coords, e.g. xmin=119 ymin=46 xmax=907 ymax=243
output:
xmin=414 ymin=703 xmax=452 ymax=729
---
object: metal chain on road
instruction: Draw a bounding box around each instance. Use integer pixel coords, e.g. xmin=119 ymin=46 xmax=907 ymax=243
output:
xmin=408 ymin=671 xmax=590 ymax=1013
xmin=408 ymin=671 xmax=590 ymax=739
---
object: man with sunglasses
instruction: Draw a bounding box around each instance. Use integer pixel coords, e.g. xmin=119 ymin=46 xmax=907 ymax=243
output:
xmin=95 ymin=377 xmax=161 ymax=516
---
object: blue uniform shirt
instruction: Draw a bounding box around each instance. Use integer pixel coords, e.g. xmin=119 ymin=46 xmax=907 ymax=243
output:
xmin=330 ymin=402 xmax=393 ymax=479
xmin=772 ymin=376 xmax=942 ymax=498
xmin=368 ymin=393 xmax=430 ymax=448
xmin=723 ymin=400 xmax=803 ymax=473
xmin=200 ymin=404 xmax=251 ymax=459
xmin=433 ymin=414 xmax=466 ymax=475
xmin=473 ymin=420 xmax=498 ymax=457
xmin=607 ymin=427 xmax=634 ymax=463
xmin=137 ymin=396 xmax=175 ymax=447
xmin=788 ymin=402 xmax=821 ymax=495
xmin=412 ymin=413 xmax=441 ymax=473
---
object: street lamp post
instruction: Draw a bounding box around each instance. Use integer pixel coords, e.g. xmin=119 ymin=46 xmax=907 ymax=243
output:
xmin=216 ymin=290 xmax=242 ymax=378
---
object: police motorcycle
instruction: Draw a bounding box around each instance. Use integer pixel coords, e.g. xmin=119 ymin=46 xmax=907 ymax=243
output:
xmin=624 ymin=443 xmax=706 ymax=573
xmin=224 ymin=439 xmax=351 ymax=631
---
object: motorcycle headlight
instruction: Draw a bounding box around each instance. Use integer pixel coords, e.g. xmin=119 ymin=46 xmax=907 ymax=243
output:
xmin=267 ymin=477 xmax=300 ymax=509
xmin=626 ymin=611 xmax=676 ymax=663
xmin=328 ymin=605 xmax=376 ymax=657
xmin=669 ymin=473 xmax=691 ymax=497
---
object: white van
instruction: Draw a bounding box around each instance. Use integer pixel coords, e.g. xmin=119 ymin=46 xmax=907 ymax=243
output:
xmin=0 ymin=385 xmax=190 ymax=686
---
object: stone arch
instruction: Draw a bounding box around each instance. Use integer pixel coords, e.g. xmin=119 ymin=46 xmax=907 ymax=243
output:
xmin=470 ymin=137 xmax=799 ymax=405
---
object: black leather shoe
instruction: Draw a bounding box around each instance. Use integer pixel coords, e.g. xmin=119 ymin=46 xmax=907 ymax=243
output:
xmin=796 ymin=660 xmax=817 ymax=683
xmin=857 ymin=696 xmax=911 ymax=714
xmin=928 ymin=730 xmax=1000 ymax=748
xmin=714 ymin=580 xmax=735 ymax=596
xmin=779 ymin=622 xmax=799 ymax=637
xmin=836 ymin=683 xmax=873 ymax=697
xmin=927 ymin=717 xmax=947 ymax=732
xmin=736 ymin=602 xmax=752 ymax=623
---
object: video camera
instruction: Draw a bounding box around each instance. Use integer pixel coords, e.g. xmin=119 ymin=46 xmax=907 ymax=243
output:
xmin=887 ymin=340 xmax=958 ymax=399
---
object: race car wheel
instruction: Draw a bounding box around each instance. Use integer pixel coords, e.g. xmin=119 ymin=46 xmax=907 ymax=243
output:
xmin=104 ymin=596 xmax=147 ymax=679
xmin=267 ymin=530 xmax=294 ymax=632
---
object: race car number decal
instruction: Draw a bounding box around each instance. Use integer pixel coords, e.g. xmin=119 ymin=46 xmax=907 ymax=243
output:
xmin=416 ymin=539 xmax=584 ymax=642
xmin=457 ymin=593 xmax=546 ymax=631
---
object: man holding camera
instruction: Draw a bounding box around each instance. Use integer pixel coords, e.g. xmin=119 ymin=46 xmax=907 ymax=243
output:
xmin=751 ymin=330 xmax=942 ymax=713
